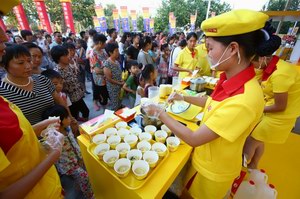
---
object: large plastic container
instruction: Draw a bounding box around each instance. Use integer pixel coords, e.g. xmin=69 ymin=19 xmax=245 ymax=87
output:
xmin=248 ymin=169 xmax=268 ymax=185
xmin=257 ymin=184 xmax=278 ymax=199
xmin=233 ymin=180 xmax=257 ymax=199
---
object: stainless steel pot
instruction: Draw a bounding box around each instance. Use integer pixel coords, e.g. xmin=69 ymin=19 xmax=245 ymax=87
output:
xmin=140 ymin=107 xmax=163 ymax=128
xmin=190 ymin=78 xmax=206 ymax=92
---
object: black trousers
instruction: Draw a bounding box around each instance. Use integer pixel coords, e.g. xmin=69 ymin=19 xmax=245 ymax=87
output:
xmin=69 ymin=98 xmax=89 ymax=119
xmin=93 ymin=84 xmax=109 ymax=105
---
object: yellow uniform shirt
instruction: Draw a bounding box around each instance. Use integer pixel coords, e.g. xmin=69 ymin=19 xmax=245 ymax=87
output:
xmin=175 ymin=47 xmax=199 ymax=78
xmin=0 ymin=96 xmax=62 ymax=198
xmin=251 ymin=57 xmax=300 ymax=143
xmin=195 ymin=44 xmax=211 ymax=76
xmin=192 ymin=66 xmax=264 ymax=182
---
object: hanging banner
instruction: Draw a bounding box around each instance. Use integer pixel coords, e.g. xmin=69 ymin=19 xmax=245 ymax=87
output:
xmin=150 ymin=18 xmax=154 ymax=34
xmin=33 ymin=0 xmax=52 ymax=33
xmin=112 ymin=9 xmax=120 ymax=32
xmin=130 ymin=10 xmax=137 ymax=32
xmin=60 ymin=0 xmax=75 ymax=33
xmin=93 ymin=16 xmax=101 ymax=32
xmin=0 ymin=18 xmax=7 ymax=31
xmin=120 ymin=6 xmax=130 ymax=32
xmin=190 ymin=14 xmax=196 ymax=32
xmin=142 ymin=7 xmax=150 ymax=32
xmin=13 ymin=4 xmax=31 ymax=30
xmin=95 ymin=5 xmax=107 ymax=33
xmin=169 ymin=12 xmax=176 ymax=34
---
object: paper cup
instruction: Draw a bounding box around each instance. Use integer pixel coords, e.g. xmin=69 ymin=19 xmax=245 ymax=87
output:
xmin=175 ymin=135 xmax=183 ymax=145
xmin=130 ymin=127 xmax=142 ymax=136
xmin=104 ymin=127 xmax=117 ymax=137
xmin=143 ymin=151 xmax=159 ymax=168
xmin=138 ymin=133 xmax=152 ymax=142
xmin=154 ymin=130 xmax=168 ymax=143
xmin=132 ymin=160 xmax=150 ymax=180
xmin=126 ymin=149 xmax=142 ymax=164
xmin=93 ymin=143 xmax=110 ymax=160
xmin=161 ymin=124 xmax=171 ymax=136
xmin=92 ymin=134 xmax=107 ymax=144
xmin=116 ymin=143 xmax=131 ymax=158
xmin=166 ymin=137 xmax=180 ymax=152
xmin=107 ymin=135 xmax=121 ymax=149
xmin=114 ymin=158 xmax=131 ymax=178
xmin=117 ymin=128 xmax=130 ymax=140
xmin=137 ymin=141 xmax=151 ymax=153
xmin=144 ymin=125 xmax=157 ymax=136
xmin=124 ymin=134 xmax=138 ymax=148
xmin=115 ymin=121 xmax=128 ymax=130
xmin=152 ymin=142 xmax=167 ymax=157
xmin=103 ymin=150 xmax=119 ymax=167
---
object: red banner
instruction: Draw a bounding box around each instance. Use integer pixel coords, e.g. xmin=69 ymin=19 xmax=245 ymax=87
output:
xmin=60 ymin=0 xmax=75 ymax=33
xmin=33 ymin=0 xmax=52 ymax=33
xmin=13 ymin=3 xmax=31 ymax=30
xmin=0 ymin=18 xmax=6 ymax=32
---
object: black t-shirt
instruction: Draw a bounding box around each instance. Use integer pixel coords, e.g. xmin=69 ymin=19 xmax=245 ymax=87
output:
xmin=126 ymin=45 xmax=140 ymax=60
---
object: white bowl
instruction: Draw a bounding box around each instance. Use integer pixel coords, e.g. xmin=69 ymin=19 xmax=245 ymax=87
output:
xmin=115 ymin=121 xmax=128 ymax=129
xmin=144 ymin=125 xmax=157 ymax=136
xmin=132 ymin=160 xmax=150 ymax=180
xmin=126 ymin=149 xmax=142 ymax=164
xmin=114 ymin=158 xmax=131 ymax=178
xmin=137 ymin=141 xmax=151 ymax=153
xmin=124 ymin=134 xmax=138 ymax=148
xmin=117 ymin=128 xmax=130 ymax=139
xmin=154 ymin=130 xmax=168 ymax=143
xmin=161 ymin=124 xmax=171 ymax=136
xmin=166 ymin=137 xmax=180 ymax=152
xmin=130 ymin=127 xmax=142 ymax=136
xmin=92 ymin=134 xmax=107 ymax=144
xmin=138 ymin=133 xmax=152 ymax=142
xmin=116 ymin=143 xmax=131 ymax=158
xmin=143 ymin=151 xmax=159 ymax=168
xmin=93 ymin=143 xmax=110 ymax=159
xmin=104 ymin=127 xmax=118 ymax=137
xmin=107 ymin=135 xmax=121 ymax=149
xmin=103 ymin=150 xmax=119 ymax=167
xmin=152 ymin=142 xmax=167 ymax=157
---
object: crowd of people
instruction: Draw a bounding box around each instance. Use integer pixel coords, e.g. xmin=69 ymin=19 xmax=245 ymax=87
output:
xmin=1 ymin=3 xmax=300 ymax=199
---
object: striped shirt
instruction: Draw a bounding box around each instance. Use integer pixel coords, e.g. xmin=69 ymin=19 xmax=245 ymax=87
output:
xmin=0 ymin=75 xmax=55 ymax=125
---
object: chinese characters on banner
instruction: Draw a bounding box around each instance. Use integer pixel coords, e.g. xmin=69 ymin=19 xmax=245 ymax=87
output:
xmin=142 ymin=7 xmax=150 ymax=33
xmin=120 ymin=6 xmax=130 ymax=32
xmin=169 ymin=12 xmax=176 ymax=34
xmin=13 ymin=3 xmax=31 ymax=30
xmin=190 ymin=14 xmax=196 ymax=32
xmin=130 ymin=10 xmax=137 ymax=32
xmin=33 ymin=0 xmax=52 ymax=33
xmin=150 ymin=18 xmax=154 ymax=34
xmin=113 ymin=9 xmax=120 ymax=32
xmin=60 ymin=0 xmax=75 ymax=33
xmin=95 ymin=5 xmax=107 ymax=33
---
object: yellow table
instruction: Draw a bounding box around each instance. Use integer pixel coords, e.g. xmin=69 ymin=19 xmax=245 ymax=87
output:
xmin=78 ymin=114 xmax=198 ymax=199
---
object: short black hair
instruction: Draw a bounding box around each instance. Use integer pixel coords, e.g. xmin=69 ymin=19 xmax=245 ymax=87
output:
xmin=50 ymin=45 xmax=69 ymax=64
xmin=186 ymin=32 xmax=198 ymax=41
xmin=178 ymin=39 xmax=187 ymax=47
xmin=21 ymin=42 xmax=43 ymax=54
xmin=53 ymin=31 xmax=61 ymax=37
xmin=13 ymin=35 xmax=23 ymax=43
xmin=93 ymin=33 xmax=107 ymax=45
xmin=45 ymin=34 xmax=51 ymax=39
xmin=105 ymin=42 xmax=118 ymax=56
xmin=141 ymin=64 xmax=155 ymax=81
xmin=41 ymin=69 xmax=62 ymax=80
xmin=139 ymin=36 xmax=152 ymax=49
xmin=126 ymin=60 xmax=141 ymax=71
xmin=63 ymin=42 xmax=75 ymax=50
xmin=68 ymin=32 xmax=75 ymax=37
xmin=79 ymin=31 xmax=86 ymax=39
xmin=88 ymin=29 xmax=97 ymax=37
xmin=5 ymin=30 xmax=12 ymax=34
xmin=2 ymin=44 xmax=31 ymax=70
xmin=107 ymin=28 xmax=117 ymax=36
xmin=20 ymin=30 xmax=33 ymax=40
xmin=161 ymin=43 xmax=169 ymax=51
xmin=43 ymin=105 xmax=69 ymax=123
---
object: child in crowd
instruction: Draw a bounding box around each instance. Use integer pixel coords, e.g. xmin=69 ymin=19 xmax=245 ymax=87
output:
xmin=158 ymin=44 xmax=170 ymax=84
xmin=141 ymin=64 xmax=157 ymax=98
xmin=134 ymin=73 xmax=145 ymax=106
xmin=122 ymin=61 xmax=142 ymax=108
xmin=43 ymin=105 xmax=94 ymax=199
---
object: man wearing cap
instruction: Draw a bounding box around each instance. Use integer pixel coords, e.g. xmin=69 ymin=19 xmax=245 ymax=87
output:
xmin=0 ymin=1 xmax=64 ymax=198
xmin=142 ymin=9 xmax=267 ymax=198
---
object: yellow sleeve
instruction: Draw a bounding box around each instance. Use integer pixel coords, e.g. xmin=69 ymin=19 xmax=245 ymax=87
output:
xmin=204 ymin=102 xmax=256 ymax=142
xmin=0 ymin=148 xmax=10 ymax=172
xmin=271 ymin=72 xmax=295 ymax=93
xmin=174 ymin=51 xmax=184 ymax=67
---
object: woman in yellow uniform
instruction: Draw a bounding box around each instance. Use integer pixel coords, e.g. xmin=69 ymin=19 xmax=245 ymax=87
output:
xmin=142 ymin=9 xmax=267 ymax=199
xmin=173 ymin=32 xmax=199 ymax=78
xmin=195 ymin=42 xmax=211 ymax=77
xmin=243 ymin=22 xmax=300 ymax=169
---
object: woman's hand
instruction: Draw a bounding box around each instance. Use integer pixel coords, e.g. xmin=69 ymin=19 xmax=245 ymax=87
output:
xmin=119 ymin=80 xmax=125 ymax=86
xmin=168 ymin=92 xmax=184 ymax=104
xmin=141 ymin=102 xmax=164 ymax=119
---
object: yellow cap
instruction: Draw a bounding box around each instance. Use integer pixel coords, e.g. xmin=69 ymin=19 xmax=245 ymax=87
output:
xmin=201 ymin=9 xmax=269 ymax=37
xmin=0 ymin=0 xmax=20 ymax=15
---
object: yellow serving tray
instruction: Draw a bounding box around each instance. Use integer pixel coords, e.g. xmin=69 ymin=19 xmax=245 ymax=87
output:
xmin=87 ymin=140 xmax=170 ymax=190
xmin=167 ymin=104 xmax=202 ymax=121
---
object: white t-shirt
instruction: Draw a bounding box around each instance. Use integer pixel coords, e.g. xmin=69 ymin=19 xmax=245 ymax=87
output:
xmin=37 ymin=38 xmax=47 ymax=53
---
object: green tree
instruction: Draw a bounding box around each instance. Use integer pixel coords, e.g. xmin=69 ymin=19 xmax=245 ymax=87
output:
xmin=104 ymin=4 xmax=117 ymax=29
